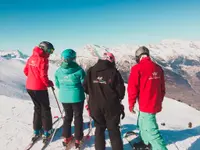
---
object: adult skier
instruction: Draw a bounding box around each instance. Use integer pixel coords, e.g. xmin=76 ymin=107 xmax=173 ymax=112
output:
xmin=83 ymin=52 xmax=125 ymax=150
xmin=54 ymin=49 xmax=86 ymax=148
xmin=127 ymin=46 xmax=167 ymax=150
xmin=24 ymin=41 xmax=55 ymax=141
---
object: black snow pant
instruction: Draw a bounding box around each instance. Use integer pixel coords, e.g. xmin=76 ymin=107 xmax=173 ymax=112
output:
xmin=92 ymin=112 xmax=123 ymax=150
xmin=27 ymin=89 xmax=53 ymax=131
xmin=62 ymin=101 xmax=84 ymax=140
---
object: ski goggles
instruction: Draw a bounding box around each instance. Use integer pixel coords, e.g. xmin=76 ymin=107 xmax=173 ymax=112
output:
xmin=61 ymin=57 xmax=76 ymax=63
xmin=48 ymin=48 xmax=54 ymax=54
xmin=103 ymin=52 xmax=115 ymax=63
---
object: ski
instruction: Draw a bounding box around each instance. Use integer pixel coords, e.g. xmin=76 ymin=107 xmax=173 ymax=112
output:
xmin=62 ymin=137 xmax=75 ymax=150
xmin=74 ymin=136 xmax=88 ymax=150
xmin=41 ymin=117 xmax=62 ymax=150
xmin=75 ymin=117 xmax=93 ymax=150
xmin=62 ymin=118 xmax=93 ymax=150
xmin=124 ymin=131 xmax=139 ymax=148
xmin=123 ymin=131 xmax=151 ymax=150
xmin=25 ymin=134 xmax=42 ymax=150
xmin=24 ymin=116 xmax=62 ymax=150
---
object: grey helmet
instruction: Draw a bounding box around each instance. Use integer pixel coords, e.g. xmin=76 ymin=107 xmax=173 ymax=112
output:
xmin=135 ymin=46 xmax=150 ymax=63
xmin=39 ymin=41 xmax=55 ymax=54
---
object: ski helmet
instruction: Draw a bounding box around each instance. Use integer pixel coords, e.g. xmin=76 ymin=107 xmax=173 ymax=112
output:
xmin=39 ymin=41 xmax=55 ymax=54
xmin=61 ymin=49 xmax=76 ymax=63
xmin=103 ymin=52 xmax=115 ymax=63
xmin=135 ymin=46 xmax=149 ymax=63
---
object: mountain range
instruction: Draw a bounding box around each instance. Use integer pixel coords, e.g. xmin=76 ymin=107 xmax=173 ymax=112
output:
xmin=1 ymin=39 xmax=200 ymax=110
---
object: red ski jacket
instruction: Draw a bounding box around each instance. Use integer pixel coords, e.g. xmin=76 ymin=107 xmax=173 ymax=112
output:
xmin=127 ymin=57 xmax=165 ymax=114
xmin=24 ymin=46 xmax=52 ymax=90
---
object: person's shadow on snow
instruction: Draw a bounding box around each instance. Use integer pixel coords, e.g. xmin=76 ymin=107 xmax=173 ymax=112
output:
xmin=119 ymin=124 xmax=200 ymax=150
xmin=188 ymin=137 xmax=200 ymax=150
xmin=160 ymin=126 xmax=200 ymax=145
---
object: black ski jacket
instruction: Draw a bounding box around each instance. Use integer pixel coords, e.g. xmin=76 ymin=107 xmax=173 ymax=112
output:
xmin=83 ymin=59 xmax=125 ymax=117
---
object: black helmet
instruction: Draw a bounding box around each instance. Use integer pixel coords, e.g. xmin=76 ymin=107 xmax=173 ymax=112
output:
xmin=135 ymin=46 xmax=150 ymax=63
xmin=39 ymin=41 xmax=55 ymax=54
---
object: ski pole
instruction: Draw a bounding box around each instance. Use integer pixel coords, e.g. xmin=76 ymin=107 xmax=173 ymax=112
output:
xmin=51 ymin=87 xmax=63 ymax=119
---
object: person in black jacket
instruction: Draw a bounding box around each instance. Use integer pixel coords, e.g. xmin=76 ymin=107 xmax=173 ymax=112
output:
xmin=83 ymin=52 xmax=125 ymax=150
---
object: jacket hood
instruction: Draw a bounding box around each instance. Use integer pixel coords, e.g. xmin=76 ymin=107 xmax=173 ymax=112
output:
xmin=32 ymin=46 xmax=50 ymax=58
xmin=60 ymin=62 xmax=81 ymax=75
xmin=93 ymin=59 xmax=115 ymax=71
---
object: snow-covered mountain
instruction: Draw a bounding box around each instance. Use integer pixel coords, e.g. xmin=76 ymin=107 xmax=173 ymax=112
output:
xmin=0 ymin=50 xmax=29 ymax=60
xmin=48 ymin=40 xmax=200 ymax=111
xmin=0 ymin=47 xmax=200 ymax=149
xmin=1 ymin=39 xmax=200 ymax=110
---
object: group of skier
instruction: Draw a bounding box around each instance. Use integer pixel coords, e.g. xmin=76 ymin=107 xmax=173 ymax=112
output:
xmin=24 ymin=41 xmax=168 ymax=150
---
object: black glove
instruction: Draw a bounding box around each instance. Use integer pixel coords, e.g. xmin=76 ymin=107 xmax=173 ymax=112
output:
xmin=120 ymin=104 xmax=125 ymax=119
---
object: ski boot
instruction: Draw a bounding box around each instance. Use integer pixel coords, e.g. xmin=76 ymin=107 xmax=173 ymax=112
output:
xmin=62 ymin=136 xmax=74 ymax=147
xmin=42 ymin=129 xmax=54 ymax=143
xmin=133 ymin=141 xmax=152 ymax=150
xmin=75 ymin=139 xmax=84 ymax=149
xmin=32 ymin=129 xmax=43 ymax=142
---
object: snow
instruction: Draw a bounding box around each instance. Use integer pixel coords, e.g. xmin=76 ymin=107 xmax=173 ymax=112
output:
xmin=0 ymin=46 xmax=200 ymax=149
xmin=1 ymin=88 xmax=200 ymax=150
xmin=76 ymin=40 xmax=200 ymax=62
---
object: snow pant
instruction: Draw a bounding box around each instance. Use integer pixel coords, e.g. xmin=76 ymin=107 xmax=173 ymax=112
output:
xmin=138 ymin=111 xmax=168 ymax=150
xmin=92 ymin=113 xmax=123 ymax=150
xmin=62 ymin=101 xmax=84 ymax=140
xmin=27 ymin=89 xmax=53 ymax=131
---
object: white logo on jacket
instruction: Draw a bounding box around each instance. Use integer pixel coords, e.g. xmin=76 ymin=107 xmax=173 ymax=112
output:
xmin=93 ymin=76 xmax=107 ymax=84
xmin=29 ymin=60 xmax=36 ymax=66
xmin=149 ymin=72 xmax=160 ymax=80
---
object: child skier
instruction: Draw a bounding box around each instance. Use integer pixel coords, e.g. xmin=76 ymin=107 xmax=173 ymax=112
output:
xmin=127 ymin=46 xmax=167 ymax=150
xmin=24 ymin=41 xmax=55 ymax=141
xmin=83 ymin=52 xmax=125 ymax=150
xmin=54 ymin=49 xmax=86 ymax=148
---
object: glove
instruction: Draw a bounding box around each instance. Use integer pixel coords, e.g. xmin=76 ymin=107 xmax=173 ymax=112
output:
xmin=120 ymin=104 xmax=125 ymax=119
xmin=85 ymin=104 xmax=91 ymax=116
xmin=48 ymin=80 xmax=54 ymax=87
xmin=129 ymin=106 xmax=136 ymax=114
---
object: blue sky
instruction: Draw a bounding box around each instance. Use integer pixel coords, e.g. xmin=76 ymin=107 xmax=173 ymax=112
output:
xmin=0 ymin=0 xmax=200 ymax=54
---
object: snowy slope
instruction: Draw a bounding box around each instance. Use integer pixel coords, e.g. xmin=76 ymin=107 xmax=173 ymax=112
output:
xmin=0 ymin=52 xmax=200 ymax=149
xmin=0 ymin=58 xmax=59 ymax=106
xmin=0 ymin=88 xmax=200 ymax=150
xmin=2 ymin=41 xmax=200 ymax=111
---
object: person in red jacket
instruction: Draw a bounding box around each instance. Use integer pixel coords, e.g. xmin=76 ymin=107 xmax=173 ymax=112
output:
xmin=127 ymin=46 xmax=167 ymax=150
xmin=24 ymin=41 xmax=55 ymax=142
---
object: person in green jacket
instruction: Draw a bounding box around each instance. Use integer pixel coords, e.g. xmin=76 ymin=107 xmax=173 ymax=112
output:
xmin=54 ymin=49 xmax=86 ymax=147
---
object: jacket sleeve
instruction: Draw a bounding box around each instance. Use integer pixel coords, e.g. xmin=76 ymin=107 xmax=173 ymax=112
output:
xmin=54 ymin=71 xmax=60 ymax=89
xmin=161 ymin=68 xmax=166 ymax=101
xmin=23 ymin=60 xmax=29 ymax=76
xmin=127 ymin=65 xmax=140 ymax=110
xmin=80 ymin=68 xmax=86 ymax=84
xmin=83 ymin=69 xmax=90 ymax=94
xmin=39 ymin=58 xmax=50 ymax=87
xmin=114 ymin=70 xmax=125 ymax=101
